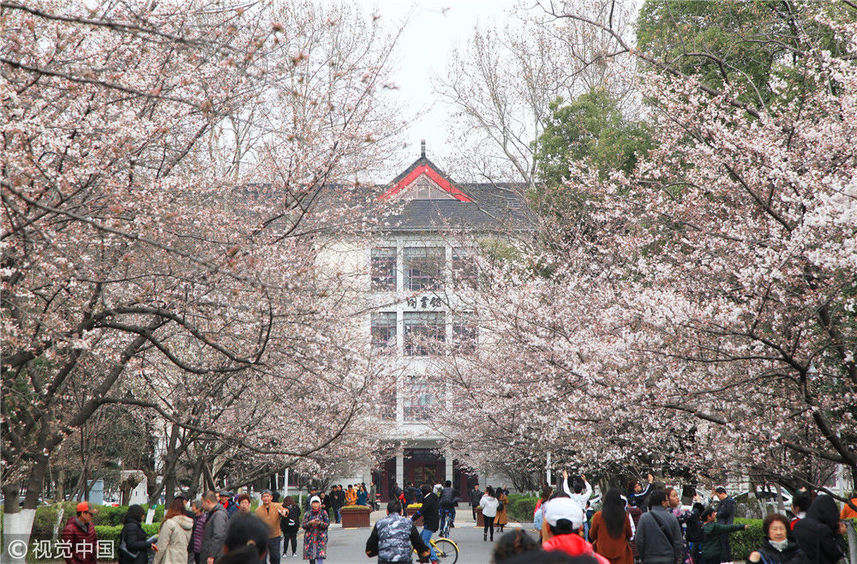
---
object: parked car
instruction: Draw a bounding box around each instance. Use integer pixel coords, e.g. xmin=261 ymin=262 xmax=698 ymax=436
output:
xmin=753 ymin=484 xmax=793 ymax=506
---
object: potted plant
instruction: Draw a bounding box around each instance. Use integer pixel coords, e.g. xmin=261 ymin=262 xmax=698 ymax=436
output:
xmin=406 ymin=503 xmax=423 ymax=525
xmin=340 ymin=504 xmax=371 ymax=528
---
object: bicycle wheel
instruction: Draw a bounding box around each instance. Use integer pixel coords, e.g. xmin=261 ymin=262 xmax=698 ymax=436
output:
xmin=433 ymin=538 xmax=459 ymax=564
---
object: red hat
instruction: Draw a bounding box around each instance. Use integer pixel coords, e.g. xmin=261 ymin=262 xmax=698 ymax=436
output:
xmin=76 ymin=501 xmax=90 ymax=512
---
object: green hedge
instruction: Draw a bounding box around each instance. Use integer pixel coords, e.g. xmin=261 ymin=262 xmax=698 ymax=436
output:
xmin=729 ymin=518 xmax=765 ymax=560
xmin=505 ymin=494 xmax=538 ymax=524
xmin=92 ymin=523 xmax=161 ymax=545
xmin=31 ymin=503 xmax=165 ymax=540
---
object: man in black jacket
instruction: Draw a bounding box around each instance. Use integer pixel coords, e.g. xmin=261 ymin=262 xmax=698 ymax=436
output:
xmin=713 ymin=487 xmax=736 ymax=563
xmin=438 ymin=481 xmax=460 ymax=535
xmin=330 ymin=485 xmax=345 ymax=524
xmin=404 ymin=482 xmax=419 ymax=506
xmin=200 ymin=491 xmax=228 ymax=564
xmin=414 ymin=485 xmax=440 ymax=564
xmin=469 ymin=485 xmax=482 ymax=520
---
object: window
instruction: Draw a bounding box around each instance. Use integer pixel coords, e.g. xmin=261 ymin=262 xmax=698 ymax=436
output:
xmin=403 ymin=375 xmax=436 ymax=421
xmin=371 ymin=312 xmax=397 ymax=352
xmin=402 ymin=174 xmax=456 ymax=200
xmin=452 ymin=313 xmax=478 ymax=355
xmin=403 ymin=311 xmax=445 ymax=356
xmin=452 ymin=247 xmax=478 ymax=288
xmin=404 ymin=247 xmax=445 ymax=291
xmin=371 ymin=247 xmax=396 ymax=290
xmin=378 ymin=378 xmax=397 ymax=421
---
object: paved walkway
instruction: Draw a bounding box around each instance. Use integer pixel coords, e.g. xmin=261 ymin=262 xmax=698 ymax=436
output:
xmin=315 ymin=505 xmax=531 ymax=563
xmin=323 ymin=523 xmax=534 ymax=564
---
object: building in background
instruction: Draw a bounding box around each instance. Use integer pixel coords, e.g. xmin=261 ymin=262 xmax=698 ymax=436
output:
xmin=319 ymin=143 xmax=530 ymax=501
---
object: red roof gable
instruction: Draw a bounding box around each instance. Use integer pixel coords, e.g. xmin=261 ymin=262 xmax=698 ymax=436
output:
xmin=379 ymin=162 xmax=473 ymax=202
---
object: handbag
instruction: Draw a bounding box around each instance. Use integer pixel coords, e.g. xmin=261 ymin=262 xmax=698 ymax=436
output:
xmin=497 ymin=502 xmax=504 ymax=512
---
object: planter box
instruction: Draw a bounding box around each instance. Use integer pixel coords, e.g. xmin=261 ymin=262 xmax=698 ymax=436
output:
xmin=406 ymin=505 xmax=423 ymax=526
xmin=340 ymin=506 xmax=371 ymax=528
xmin=476 ymin=506 xmax=484 ymax=527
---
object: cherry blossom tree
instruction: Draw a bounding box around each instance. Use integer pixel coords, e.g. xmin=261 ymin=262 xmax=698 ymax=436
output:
xmin=1 ymin=0 xmax=400 ymax=539
xmin=434 ymin=1 xmax=857 ymax=497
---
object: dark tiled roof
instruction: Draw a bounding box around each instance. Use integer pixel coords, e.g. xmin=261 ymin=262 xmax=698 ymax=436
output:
xmin=235 ymin=156 xmax=535 ymax=235
xmin=375 ymin=182 xmax=533 ymax=233
xmin=370 ymin=155 xmax=533 ymax=233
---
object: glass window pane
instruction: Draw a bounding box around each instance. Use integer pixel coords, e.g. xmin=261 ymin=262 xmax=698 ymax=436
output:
xmin=371 ymin=247 xmax=396 ymax=290
xmin=452 ymin=312 xmax=478 ymax=355
xmin=378 ymin=376 xmax=397 ymax=421
xmin=403 ymin=374 xmax=436 ymax=422
xmin=403 ymin=311 xmax=445 ymax=356
xmin=404 ymin=247 xmax=445 ymax=291
xmin=452 ymin=247 xmax=478 ymax=288
xmin=371 ymin=312 xmax=397 ymax=352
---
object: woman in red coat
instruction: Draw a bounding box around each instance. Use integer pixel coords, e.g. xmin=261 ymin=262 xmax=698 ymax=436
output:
xmin=589 ymin=489 xmax=633 ymax=564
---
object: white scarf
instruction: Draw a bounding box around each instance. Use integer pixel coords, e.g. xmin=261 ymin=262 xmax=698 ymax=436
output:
xmin=769 ymin=539 xmax=789 ymax=552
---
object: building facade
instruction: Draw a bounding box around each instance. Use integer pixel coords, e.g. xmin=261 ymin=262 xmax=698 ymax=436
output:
xmin=321 ymin=147 xmax=529 ymax=501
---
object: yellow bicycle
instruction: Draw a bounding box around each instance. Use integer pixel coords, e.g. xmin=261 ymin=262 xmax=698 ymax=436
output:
xmin=414 ymin=536 xmax=459 ymax=563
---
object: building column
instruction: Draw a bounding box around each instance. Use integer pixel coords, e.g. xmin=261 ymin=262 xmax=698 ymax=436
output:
xmin=444 ymin=448 xmax=453 ymax=484
xmin=396 ymin=453 xmax=404 ymax=489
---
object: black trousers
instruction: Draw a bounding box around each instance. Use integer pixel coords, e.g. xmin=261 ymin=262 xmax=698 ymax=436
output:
xmin=483 ymin=516 xmax=495 ymax=540
xmin=265 ymin=536 xmax=281 ymax=564
xmin=283 ymin=528 xmax=298 ymax=554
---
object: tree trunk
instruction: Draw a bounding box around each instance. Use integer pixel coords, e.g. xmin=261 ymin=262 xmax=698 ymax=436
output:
xmin=776 ymin=485 xmax=786 ymax=515
xmin=201 ymin=459 xmax=216 ymax=492
xmin=3 ymin=482 xmax=36 ymax=564
xmin=851 ymin=465 xmax=857 ymax=496
xmin=23 ymin=450 xmax=50 ymax=508
xmin=149 ymin=423 xmax=182 ymax=505
xmin=3 ymin=483 xmax=20 ymax=515
xmin=187 ymin=457 xmax=204 ymax=500
xmin=53 ymin=505 xmax=66 ymax=541
xmin=160 ymin=470 xmax=176 ymax=507
xmin=56 ymin=468 xmax=65 ymax=501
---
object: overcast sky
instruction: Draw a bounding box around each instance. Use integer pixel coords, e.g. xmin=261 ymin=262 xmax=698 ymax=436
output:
xmin=355 ymin=0 xmax=523 ymax=173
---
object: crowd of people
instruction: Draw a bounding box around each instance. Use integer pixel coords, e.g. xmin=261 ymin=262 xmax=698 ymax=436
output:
xmin=505 ymin=475 xmax=855 ymax=564
xmin=305 ymin=483 xmax=375 ymax=523
xmin=56 ymin=478 xmax=856 ymax=564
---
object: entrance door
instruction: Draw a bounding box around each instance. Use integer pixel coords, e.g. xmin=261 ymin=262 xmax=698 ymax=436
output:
xmin=374 ymin=458 xmax=396 ymax=502
xmin=404 ymin=448 xmax=444 ymax=487
xmin=453 ymin=459 xmax=478 ymax=502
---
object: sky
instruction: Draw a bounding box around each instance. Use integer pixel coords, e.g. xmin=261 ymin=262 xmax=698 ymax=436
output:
xmin=355 ymin=0 xmax=523 ymax=168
